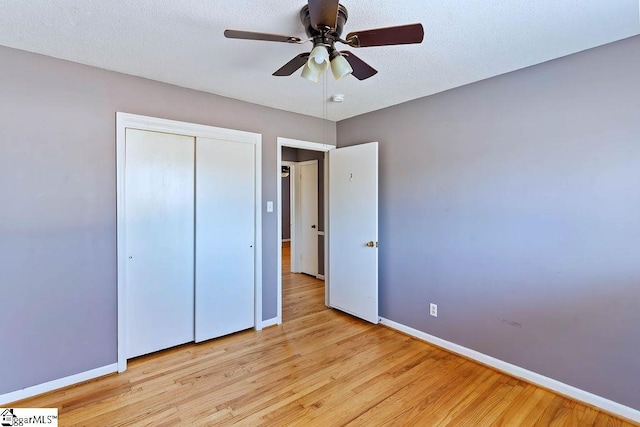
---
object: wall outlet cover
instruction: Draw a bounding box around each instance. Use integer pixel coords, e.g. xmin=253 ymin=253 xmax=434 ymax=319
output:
xmin=430 ymin=303 xmax=438 ymax=317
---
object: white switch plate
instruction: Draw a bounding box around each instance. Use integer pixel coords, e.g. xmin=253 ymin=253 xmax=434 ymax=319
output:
xmin=266 ymin=201 xmax=274 ymax=212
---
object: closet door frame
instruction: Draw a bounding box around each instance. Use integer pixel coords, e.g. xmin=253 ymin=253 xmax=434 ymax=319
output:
xmin=116 ymin=112 xmax=262 ymax=373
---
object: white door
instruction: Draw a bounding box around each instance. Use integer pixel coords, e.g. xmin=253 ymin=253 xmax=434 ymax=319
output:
xmin=195 ymin=137 xmax=255 ymax=341
xmin=125 ymin=129 xmax=195 ymax=358
xmin=299 ymin=161 xmax=318 ymax=276
xmin=329 ymin=142 xmax=378 ymax=324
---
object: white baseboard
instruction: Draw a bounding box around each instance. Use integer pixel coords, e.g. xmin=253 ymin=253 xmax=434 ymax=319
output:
xmin=261 ymin=317 xmax=281 ymax=328
xmin=0 ymin=364 xmax=118 ymax=405
xmin=379 ymin=318 xmax=640 ymax=424
xmin=316 ymin=274 xmax=325 ymax=280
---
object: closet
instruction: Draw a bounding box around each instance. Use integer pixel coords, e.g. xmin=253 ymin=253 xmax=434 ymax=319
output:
xmin=121 ymin=123 xmax=257 ymax=360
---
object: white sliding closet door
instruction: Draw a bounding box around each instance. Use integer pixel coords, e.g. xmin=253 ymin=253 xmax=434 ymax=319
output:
xmin=195 ymin=137 xmax=255 ymax=342
xmin=125 ymin=129 xmax=195 ymax=358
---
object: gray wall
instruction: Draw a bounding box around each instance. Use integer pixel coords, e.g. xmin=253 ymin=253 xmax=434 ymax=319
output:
xmin=0 ymin=45 xmax=335 ymax=395
xmin=282 ymin=147 xmax=298 ymax=162
xmin=337 ymin=35 xmax=640 ymax=410
xmin=296 ymin=149 xmax=325 ymax=234
xmin=281 ymin=174 xmax=291 ymax=240
xmin=281 ymin=147 xmax=297 ymax=240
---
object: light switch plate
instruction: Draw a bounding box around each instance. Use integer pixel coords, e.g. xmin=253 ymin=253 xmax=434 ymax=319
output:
xmin=266 ymin=201 xmax=274 ymax=212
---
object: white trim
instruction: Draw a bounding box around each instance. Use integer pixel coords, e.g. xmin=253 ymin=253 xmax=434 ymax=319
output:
xmin=254 ymin=137 xmax=263 ymax=331
xmin=281 ymin=239 xmax=291 ymax=242
xmin=317 ymin=231 xmax=325 ymax=236
xmin=379 ymin=318 xmax=640 ymax=424
xmin=0 ymin=364 xmax=117 ymax=405
xmin=116 ymin=112 xmax=263 ymax=370
xmin=323 ymin=151 xmax=329 ymax=307
xmin=316 ymin=274 xmax=325 ymax=281
xmin=276 ymin=138 xmax=335 ymax=324
xmin=278 ymin=137 xmax=336 ymax=152
xmin=116 ymin=113 xmax=259 ymax=143
xmin=296 ymin=160 xmax=319 ymax=166
xmin=116 ymin=114 xmax=127 ymax=373
xmin=276 ymin=148 xmax=284 ymax=323
xmin=261 ymin=317 xmax=281 ymax=328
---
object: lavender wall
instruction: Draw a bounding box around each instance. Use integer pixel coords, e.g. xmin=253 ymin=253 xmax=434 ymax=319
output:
xmin=282 ymin=147 xmax=297 ymax=241
xmin=337 ymin=36 xmax=640 ymax=410
xmin=0 ymin=45 xmax=335 ymax=395
xmin=281 ymin=175 xmax=291 ymax=240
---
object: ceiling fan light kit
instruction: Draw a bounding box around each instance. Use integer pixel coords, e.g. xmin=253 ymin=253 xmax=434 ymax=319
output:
xmin=301 ymin=44 xmax=332 ymax=82
xmin=224 ymin=0 xmax=424 ymax=82
xmin=310 ymin=45 xmax=330 ymax=67
xmin=301 ymin=62 xmax=321 ymax=83
xmin=329 ymin=51 xmax=353 ymax=80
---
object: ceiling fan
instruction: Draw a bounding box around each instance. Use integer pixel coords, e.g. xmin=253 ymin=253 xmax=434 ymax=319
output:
xmin=224 ymin=0 xmax=424 ymax=82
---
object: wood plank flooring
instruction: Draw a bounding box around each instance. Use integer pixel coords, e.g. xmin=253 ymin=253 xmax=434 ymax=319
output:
xmin=10 ymin=242 xmax=638 ymax=426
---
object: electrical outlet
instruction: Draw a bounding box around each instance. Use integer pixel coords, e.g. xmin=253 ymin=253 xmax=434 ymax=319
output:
xmin=430 ymin=303 xmax=438 ymax=317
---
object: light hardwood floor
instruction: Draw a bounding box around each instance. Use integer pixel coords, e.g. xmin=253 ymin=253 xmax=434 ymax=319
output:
xmin=10 ymin=242 xmax=637 ymax=426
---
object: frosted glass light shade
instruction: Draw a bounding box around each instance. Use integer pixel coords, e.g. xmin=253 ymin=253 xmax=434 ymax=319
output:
xmin=330 ymin=54 xmax=353 ymax=80
xmin=308 ymin=46 xmax=330 ymax=73
xmin=301 ymin=62 xmax=321 ymax=83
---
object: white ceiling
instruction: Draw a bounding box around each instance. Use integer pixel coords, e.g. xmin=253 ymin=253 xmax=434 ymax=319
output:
xmin=0 ymin=1 xmax=638 ymax=121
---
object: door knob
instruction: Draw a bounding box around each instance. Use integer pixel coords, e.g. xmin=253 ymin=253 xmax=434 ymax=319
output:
xmin=311 ymin=225 xmax=316 ymax=229
xmin=366 ymin=241 xmax=375 ymax=247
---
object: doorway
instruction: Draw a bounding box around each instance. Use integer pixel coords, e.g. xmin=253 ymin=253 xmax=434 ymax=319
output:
xmin=276 ymin=138 xmax=333 ymax=324
xmin=276 ymin=137 xmax=380 ymax=327
xmin=286 ymin=159 xmax=319 ymax=277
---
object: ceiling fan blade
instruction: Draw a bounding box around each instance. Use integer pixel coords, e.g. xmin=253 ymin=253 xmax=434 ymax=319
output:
xmin=273 ymin=53 xmax=310 ymax=76
xmin=346 ymin=23 xmax=424 ymax=47
xmin=224 ymin=29 xmax=301 ymax=43
xmin=308 ymin=0 xmax=340 ymax=30
xmin=341 ymin=51 xmax=378 ymax=81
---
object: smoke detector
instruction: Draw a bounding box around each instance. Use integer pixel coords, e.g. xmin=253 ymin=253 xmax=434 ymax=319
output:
xmin=331 ymin=94 xmax=345 ymax=103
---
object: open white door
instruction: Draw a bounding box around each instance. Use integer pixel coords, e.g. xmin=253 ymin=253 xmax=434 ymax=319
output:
xmin=328 ymin=142 xmax=378 ymax=324
xmin=299 ymin=161 xmax=318 ymax=276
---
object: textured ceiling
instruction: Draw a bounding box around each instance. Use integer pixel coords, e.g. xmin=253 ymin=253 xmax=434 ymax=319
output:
xmin=0 ymin=1 xmax=638 ymax=121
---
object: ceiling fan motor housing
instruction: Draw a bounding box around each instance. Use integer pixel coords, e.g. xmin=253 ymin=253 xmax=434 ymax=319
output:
xmin=300 ymin=4 xmax=348 ymax=49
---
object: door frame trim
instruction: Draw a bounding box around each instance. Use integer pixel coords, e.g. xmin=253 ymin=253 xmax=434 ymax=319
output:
xmin=276 ymin=137 xmax=335 ymax=324
xmin=116 ymin=112 xmax=262 ymax=373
